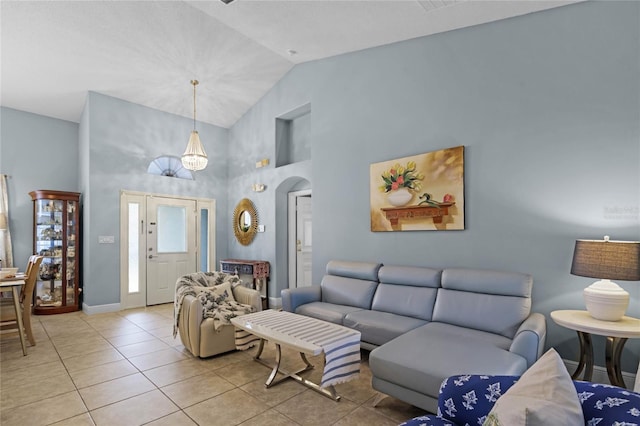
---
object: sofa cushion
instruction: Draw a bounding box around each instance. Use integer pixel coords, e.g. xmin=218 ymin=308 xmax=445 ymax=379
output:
xmin=321 ymin=275 xmax=378 ymax=309
xmin=343 ymin=310 xmax=427 ymax=346
xmin=441 ymin=268 xmax=532 ymax=297
xmin=369 ymin=323 xmax=527 ymax=400
xmin=295 ymin=302 xmax=364 ymax=324
xmin=326 ymin=260 xmax=381 ymax=281
xmin=371 ymin=284 xmax=438 ymax=321
xmin=378 ymin=265 xmax=442 ymax=288
xmin=433 ymin=269 xmax=532 ymax=338
xmin=423 ymin=322 xmax=513 ymax=350
xmin=372 ymin=266 xmax=441 ymax=320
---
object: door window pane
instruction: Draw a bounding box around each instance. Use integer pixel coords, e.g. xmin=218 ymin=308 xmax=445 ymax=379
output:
xmin=128 ymin=203 xmax=139 ymax=293
xmin=157 ymin=205 xmax=187 ymax=253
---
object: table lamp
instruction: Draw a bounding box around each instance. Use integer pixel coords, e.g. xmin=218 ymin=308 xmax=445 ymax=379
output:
xmin=571 ymin=236 xmax=640 ymax=321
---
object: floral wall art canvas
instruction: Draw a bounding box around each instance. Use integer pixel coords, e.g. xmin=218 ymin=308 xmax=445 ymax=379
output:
xmin=370 ymin=146 xmax=465 ymax=232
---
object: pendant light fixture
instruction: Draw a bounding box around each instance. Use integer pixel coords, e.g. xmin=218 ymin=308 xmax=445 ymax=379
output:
xmin=181 ymin=79 xmax=208 ymax=171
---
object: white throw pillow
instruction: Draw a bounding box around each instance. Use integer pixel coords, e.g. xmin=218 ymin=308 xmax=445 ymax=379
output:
xmin=211 ymin=281 xmax=236 ymax=302
xmin=483 ymin=348 xmax=582 ymax=426
xmin=192 ymin=282 xmax=236 ymax=302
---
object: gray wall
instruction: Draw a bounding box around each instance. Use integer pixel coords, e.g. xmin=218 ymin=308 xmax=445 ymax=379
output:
xmin=228 ymin=1 xmax=639 ymax=372
xmin=0 ymin=107 xmax=79 ymax=267
xmin=81 ymin=92 xmax=230 ymax=306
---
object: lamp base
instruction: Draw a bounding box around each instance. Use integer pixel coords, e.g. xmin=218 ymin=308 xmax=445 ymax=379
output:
xmin=583 ymin=279 xmax=629 ymax=321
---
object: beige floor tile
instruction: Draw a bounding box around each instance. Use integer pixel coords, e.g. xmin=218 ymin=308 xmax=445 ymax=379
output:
xmin=364 ymin=395 xmax=427 ymax=423
xmin=84 ymin=315 xmax=136 ymax=331
xmin=0 ymin=390 xmax=87 ymax=426
xmin=136 ymin=318 xmax=174 ymax=331
xmin=184 ymin=388 xmax=269 ymax=426
xmin=145 ymin=410 xmax=198 ymax=426
xmin=51 ymin=331 xmax=107 ymax=349
xmin=116 ymin=338 xmax=171 ymax=358
xmin=1 ymin=372 xmax=76 ymax=410
xmin=333 ymin=368 xmax=377 ymax=405
xmin=161 ymin=372 xmax=236 ymax=408
xmin=237 ymin=409 xmax=300 ymax=426
xmin=127 ymin=347 xmax=189 ymax=371
xmin=97 ymin=322 xmax=145 ymax=338
xmin=79 ymin=372 xmax=156 ymax=410
xmin=107 ymin=330 xmax=156 ymax=347
xmin=1 ymin=341 xmax=59 ymax=365
xmin=240 ymin=376 xmax=307 ymax=407
xmin=147 ymin=325 xmax=173 ymax=338
xmin=0 ymin=359 xmax=67 ymax=388
xmin=332 ymin=406 xmax=398 ymax=426
xmin=197 ymin=349 xmax=252 ymax=371
xmin=56 ymin=338 xmax=114 ymax=359
xmin=50 ymin=412 xmax=96 ymax=426
xmin=119 ymin=311 xmax=167 ymax=325
xmin=160 ymin=335 xmax=184 ymax=348
xmin=69 ymin=359 xmax=139 ymax=389
xmin=143 ymin=358 xmax=210 ymax=388
xmin=63 ymin=347 xmax=125 ymax=373
xmin=274 ymin=389 xmax=359 ymax=426
xmin=90 ymin=389 xmax=178 ymax=426
xmin=215 ymin=357 xmax=274 ymax=386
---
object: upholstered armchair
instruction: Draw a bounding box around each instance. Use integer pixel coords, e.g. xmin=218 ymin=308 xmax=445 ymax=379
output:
xmin=400 ymin=374 xmax=640 ymax=426
xmin=175 ymin=271 xmax=262 ymax=358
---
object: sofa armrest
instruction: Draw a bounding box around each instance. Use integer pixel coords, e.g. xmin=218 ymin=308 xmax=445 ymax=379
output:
xmin=178 ymin=294 xmax=204 ymax=357
xmin=233 ymin=286 xmax=263 ymax=312
xmin=509 ymin=312 xmax=546 ymax=368
xmin=281 ymin=286 xmax=322 ymax=312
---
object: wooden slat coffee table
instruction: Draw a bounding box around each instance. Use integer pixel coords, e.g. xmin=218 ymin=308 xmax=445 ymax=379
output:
xmin=231 ymin=310 xmax=361 ymax=401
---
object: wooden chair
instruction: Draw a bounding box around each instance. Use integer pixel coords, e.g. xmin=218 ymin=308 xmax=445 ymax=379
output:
xmin=0 ymin=255 xmax=43 ymax=346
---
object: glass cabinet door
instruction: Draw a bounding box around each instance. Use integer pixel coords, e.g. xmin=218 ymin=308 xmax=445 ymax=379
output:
xmin=30 ymin=190 xmax=81 ymax=314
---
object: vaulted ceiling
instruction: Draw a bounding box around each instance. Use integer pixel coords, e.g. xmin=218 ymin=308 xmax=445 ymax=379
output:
xmin=1 ymin=0 xmax=579 ymax=128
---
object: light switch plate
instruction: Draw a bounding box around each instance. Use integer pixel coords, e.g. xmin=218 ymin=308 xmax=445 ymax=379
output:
xmin=258 ymin=225 xmax=265 ymax=233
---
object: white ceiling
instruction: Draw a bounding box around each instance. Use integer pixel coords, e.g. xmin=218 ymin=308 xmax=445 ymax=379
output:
xmin=1 ymin=0 xmax=579 ymax=129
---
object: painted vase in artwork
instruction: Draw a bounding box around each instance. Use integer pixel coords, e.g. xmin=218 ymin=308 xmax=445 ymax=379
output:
xmin=387 ymin=188 xmax=413 ymax=206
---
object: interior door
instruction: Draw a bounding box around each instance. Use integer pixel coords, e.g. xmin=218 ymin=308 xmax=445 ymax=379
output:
xmin=296 ymin=195 xmax=313 ymax=287
xmin=146 ymin=196 xmax=196 ymax=305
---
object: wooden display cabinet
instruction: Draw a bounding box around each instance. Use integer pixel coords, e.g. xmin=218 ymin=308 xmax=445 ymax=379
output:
xmin=30 ymin=190 xmax=81 ymax=314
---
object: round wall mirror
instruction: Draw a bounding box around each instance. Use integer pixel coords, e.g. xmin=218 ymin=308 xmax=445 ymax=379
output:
xmin=233 ymin=198 xmax=259 ymax=246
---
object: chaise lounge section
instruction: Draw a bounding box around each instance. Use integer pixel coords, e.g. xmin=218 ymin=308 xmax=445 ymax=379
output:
xmin=281 ymin=260 xmax=546 ymax=413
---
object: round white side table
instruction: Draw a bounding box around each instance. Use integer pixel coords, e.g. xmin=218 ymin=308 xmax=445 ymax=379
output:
xmin=551 ymin=310 xmax=640 ymax=388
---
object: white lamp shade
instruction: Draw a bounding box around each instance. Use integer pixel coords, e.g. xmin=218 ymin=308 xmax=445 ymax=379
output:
xmin=181 ymin=131 xmax=208 ymax=171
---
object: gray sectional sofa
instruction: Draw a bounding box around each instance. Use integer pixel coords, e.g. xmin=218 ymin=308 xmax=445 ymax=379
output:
xmin=281 ymin=260 xmax=546 ymax=413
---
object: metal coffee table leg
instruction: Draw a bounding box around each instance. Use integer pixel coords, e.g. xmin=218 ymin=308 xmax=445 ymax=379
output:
xmin=252 ymin=339 xmax=341 ymax=401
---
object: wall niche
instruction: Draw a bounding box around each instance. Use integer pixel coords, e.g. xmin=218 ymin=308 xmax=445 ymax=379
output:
xmin=275 ymin=103 xmax=311 ymax=167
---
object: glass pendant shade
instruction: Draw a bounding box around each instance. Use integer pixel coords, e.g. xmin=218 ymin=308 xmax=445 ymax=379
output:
xmin=181 ymin=79 xmax=208 ymax=171
xmin=181 ymin=130 xmax=208 ymax=171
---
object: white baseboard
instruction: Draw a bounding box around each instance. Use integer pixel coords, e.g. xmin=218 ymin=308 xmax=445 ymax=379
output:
xmin=563 ymin=359 xmax=637 ymax=390
xmin=82 ymin=302 xmax=121 ymax=315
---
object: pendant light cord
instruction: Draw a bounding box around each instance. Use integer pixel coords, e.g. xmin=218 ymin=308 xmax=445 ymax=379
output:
xmin=191 ymin=80 xmax=198 ymax=131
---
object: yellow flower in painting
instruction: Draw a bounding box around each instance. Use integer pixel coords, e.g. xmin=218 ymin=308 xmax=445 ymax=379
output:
xmin=380 ymin=161 xmax=424 ymax=193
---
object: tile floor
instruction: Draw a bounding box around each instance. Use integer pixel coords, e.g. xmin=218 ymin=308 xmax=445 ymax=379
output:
xmin=0 ymin=304 xmax=427 ymax=426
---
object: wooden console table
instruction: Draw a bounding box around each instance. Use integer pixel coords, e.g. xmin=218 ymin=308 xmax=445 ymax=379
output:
xmin=381 ymin=203 xmax=455 ymax=227
xmin=220 ymin=259 xmax=269 ymax=309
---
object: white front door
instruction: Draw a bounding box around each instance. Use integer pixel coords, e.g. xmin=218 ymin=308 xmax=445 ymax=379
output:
xmin=146 ymin=196 xmax=197 ymax=305
xmin=296 ymin=195 xmax=313 ymax=287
